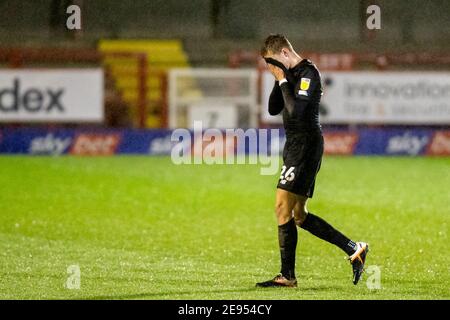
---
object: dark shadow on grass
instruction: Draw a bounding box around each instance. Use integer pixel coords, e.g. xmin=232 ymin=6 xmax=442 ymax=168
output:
xmin=299 ymin=285 xmax=340 ymax=291
xmin=76 ymin=287 xmax=260 ymax=300
xmin=75 ymin=284 xmax=340 ymax=300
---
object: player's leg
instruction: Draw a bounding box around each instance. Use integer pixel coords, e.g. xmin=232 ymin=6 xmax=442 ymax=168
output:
xmin=292 ymin=195 xmax=308 ymax=226
xmin=275 ymin=187 xmax=297 ymax=225
xmin=275 ymin=188 xmax=298 ymax=280
xmin=256 ymin=188 xmax=298 ymax=287
xmin=293 ymin=194 xmax=369 ymax=285
xmin=295 ymin=195 xmax=357 ymax=256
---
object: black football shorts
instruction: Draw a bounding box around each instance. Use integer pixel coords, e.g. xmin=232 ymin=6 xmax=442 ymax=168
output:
xmin=277 ymin=131 xmax=324 ymax=198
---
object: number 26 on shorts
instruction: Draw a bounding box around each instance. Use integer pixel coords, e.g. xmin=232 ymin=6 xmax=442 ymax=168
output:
xmin=279 ymin=165 xmax=295 ymax=184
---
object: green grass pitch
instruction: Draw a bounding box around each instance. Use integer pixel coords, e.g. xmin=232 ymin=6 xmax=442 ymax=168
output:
xmin=0 ymin=156 xmax=449 ymax=300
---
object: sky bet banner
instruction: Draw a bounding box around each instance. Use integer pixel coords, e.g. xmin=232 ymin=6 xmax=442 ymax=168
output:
xmin=261 ymin=71 xmax=450 ymax=125
xmin=0 ymin=128 xmax=449 ymax=156
xmin=0 ymin=69 xmax=103 ymax=122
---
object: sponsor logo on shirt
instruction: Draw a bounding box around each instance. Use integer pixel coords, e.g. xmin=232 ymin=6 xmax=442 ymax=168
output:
xmin=300 ymin=78 xmax=311 ymax=91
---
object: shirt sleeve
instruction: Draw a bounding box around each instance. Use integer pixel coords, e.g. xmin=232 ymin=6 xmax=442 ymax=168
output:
xmin=279 ymin=67 xmax=319 ymax=117
xmin=268 ymin=81 xmax=284 ymax=115
xmin=294 ymin=67 xmax=319 ymax=102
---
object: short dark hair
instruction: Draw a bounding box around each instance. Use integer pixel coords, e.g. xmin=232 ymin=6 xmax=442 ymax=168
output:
xmin=260 ymin=34 xmax=293 ymax=57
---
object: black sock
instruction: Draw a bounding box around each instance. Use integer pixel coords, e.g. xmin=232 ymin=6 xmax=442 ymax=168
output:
xmin=300 ymin=213 xmax=356 ymax=256
xmin=278 ymin=218 xmax=297 ymax=279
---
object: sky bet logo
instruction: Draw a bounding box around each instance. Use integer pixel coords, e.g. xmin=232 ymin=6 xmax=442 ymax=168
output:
xmin=0 ymin=79 xmax=65 ymax=113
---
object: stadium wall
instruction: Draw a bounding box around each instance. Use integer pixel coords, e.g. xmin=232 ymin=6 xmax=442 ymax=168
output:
xmin=0 ymin=127 xmax=448 ymax=156
xmin=2 ymin=0 xmax=450 ymax=47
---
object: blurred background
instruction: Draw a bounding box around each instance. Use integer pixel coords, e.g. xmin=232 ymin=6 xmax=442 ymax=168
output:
xmin=0 ymin=0 xmax=449 ymax=156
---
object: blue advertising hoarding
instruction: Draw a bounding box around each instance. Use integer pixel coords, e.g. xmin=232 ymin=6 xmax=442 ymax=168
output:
xmin=0 ymin=127 xmax=448 ymax=156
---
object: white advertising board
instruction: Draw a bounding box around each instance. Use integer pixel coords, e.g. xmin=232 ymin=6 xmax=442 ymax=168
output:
xmin=261 ymin=71 xmax=450 ymax=124
xmin=0 ymin=69 xmax=104 ymax=122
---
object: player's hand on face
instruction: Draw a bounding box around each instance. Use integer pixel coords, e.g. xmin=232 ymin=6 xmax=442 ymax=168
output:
xmin=267 ymin=64 xmax=285 ymax=81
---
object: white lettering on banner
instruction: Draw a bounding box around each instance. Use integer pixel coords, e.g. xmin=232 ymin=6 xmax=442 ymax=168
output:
xmin=29 ymin=134 xmax=72 ymax=155
xmin=386 ymin=133 xmax=429 ymax=155
xmin=345 ymin=82 xmax=450 ymax=99
xmin=0 ymin=69 xmax=103 ymax=122
xmin=149 ymin=135 xmax=174 ymax=154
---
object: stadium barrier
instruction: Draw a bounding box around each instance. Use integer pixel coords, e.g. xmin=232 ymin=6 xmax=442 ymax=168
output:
xmin=0 ymin=127 xmax=448 ymax=156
